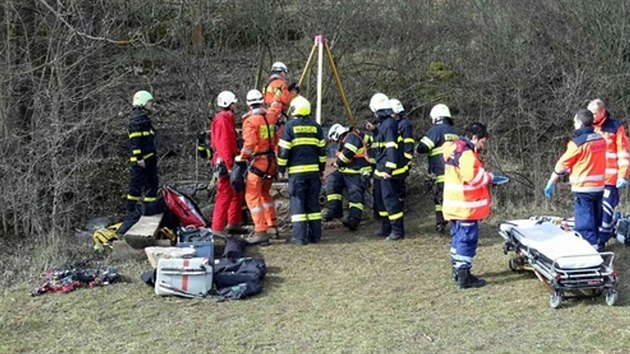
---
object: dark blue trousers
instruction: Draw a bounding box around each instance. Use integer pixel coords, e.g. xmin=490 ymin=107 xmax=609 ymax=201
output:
xmin=373 ymin=178 xmax=405 ymax=236
xmin=325 ymin=170 xmax=365 ymax=221
xmin=289 ymin=174 xmax=322 ymax=243
xmin=573 ymin=191 xmax=603 ymax=248
xmin=600 ymin=185 xmax=619 ymax=247
xmin=450 ymin=221 xmax=478 ymax=270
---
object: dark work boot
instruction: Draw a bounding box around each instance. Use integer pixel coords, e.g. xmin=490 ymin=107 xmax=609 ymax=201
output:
xmin=436 ymin=222 xmax=447 ymax=235
xmin=342 ymin=218 xmax=360 ymax=231
xmin=375 ymin=225 xmax=391 ymax=237
xmin=290 ymin=238 xmax=308 ymax=246
xmin=457 ymin=268 xmax=486 ymax=289
xmin=385 ymin=233 xmax=404 ymax=241
xmin=323 ymin=213 xmax=335 ymax=222
xmin=451 ymin=268 xmax=459 ymax=282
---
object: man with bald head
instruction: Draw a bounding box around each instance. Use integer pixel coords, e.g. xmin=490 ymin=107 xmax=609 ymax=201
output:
xmin=587 ymin=99 xmax=630 ymax=251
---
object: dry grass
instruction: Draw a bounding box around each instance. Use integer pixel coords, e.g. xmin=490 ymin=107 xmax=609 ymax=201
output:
xmin=2 ymin=196 xmax=630 ymax=353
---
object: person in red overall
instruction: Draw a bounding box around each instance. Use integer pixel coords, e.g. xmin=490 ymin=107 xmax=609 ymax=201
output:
xmin=210 ymin=91 xmax=243 ymax=237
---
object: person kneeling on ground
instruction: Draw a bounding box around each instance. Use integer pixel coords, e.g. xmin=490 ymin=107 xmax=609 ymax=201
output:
xmin=324 ymin=123 xmax=373 ymax=230
xmin=443 ymin=122 xmax=499 ymax=289
xmin=544 ymin=109 xmax=606 ymax=250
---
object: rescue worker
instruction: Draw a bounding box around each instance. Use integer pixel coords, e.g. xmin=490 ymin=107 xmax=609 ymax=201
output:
xmin=323 ymin=123 xmax=373 ymax=230
xmin=416 ymin=104 xmax=459 ymax=234
xmin=196 ymin=130 xmax=212 ymax=162
xmin=262 ymin=62 xmax=298 ymax=111
xmin=277 ymin=96 xmax=326 ymax=245
xmin=545 ymin=109 xmax=607 ymax=250
xmin=211 ymin=91 xmax=243 ymax=238
xmin=587 ymin=99 xmax=630 ymax=250
xmin=371 ymin=93 xmax=407 ymax=241
xmin=390 ymin=99 xmax=415 ymax=179
xmin=236 ymin=90 xmax=283 ymax=245
xmin=121 ymin=90 xmax=159 ymax=234
xmin=443 ymin=122 xmax=496 ymax=289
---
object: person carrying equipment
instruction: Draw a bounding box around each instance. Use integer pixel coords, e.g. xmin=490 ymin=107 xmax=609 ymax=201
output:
xmin=277 ymin=96 xmax=326 ymax=245
xmin=120 ymin=90 xmax=159 ymax=235
xmin=323 ymin=123 xmax=373 ymax=230
xmin=416 ymin=104 xmax=459 ymax=234
xmin=236 ymin=90 xmax=283 ymax=246
xmin=544 ymin=109 xmax=607 ymax=250
xmin=587 ymin=99 xmax=630 ymax=250
xmin=211 ymin=91 xmax=243 ymax=238
xmin=371 ymin=93 xmax=407 ymax=241
xmin=443 ymin=122 xmax=497 ymax=289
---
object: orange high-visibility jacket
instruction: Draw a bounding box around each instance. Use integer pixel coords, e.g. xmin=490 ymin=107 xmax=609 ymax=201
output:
xmin=594 ymin=112 xmax=630 ymax=186
xmin=442 ymin=138 xmax=492 ymax=221
xmin=554 ymin=127 xmax=606 ymax=193
xmin=239 ymin=103 xmax=282 ymax=173
xmin=262 ymin=75 xmax=296 ymax=110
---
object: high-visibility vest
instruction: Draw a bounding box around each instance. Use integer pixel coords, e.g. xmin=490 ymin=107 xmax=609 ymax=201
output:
xmin=594 ymin=115 xmax=630 ymax=186
xmin=554 ymin=128 xmax=606 ymax=193
xmin=442 ymin=138 xmax=491 ymax=221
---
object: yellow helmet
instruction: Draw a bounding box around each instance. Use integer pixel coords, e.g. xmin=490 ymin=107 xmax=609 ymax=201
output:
xmin=289 ymin=96 xmax=311 ymax=116
xmin=132 ymin=90 xmax=154 ymax=107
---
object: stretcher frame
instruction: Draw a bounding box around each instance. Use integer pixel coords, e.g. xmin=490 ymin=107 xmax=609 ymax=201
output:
xmin=499 ymin=219 xmax=619 ymax=309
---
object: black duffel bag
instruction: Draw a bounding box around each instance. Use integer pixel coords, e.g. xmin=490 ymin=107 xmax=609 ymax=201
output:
xmin=230 ymin=160 xmax=247 ymax=192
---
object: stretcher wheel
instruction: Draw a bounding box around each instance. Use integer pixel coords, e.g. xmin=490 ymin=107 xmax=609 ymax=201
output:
xmin=605 ymin=288 xmax=618 ymax=306
xmin=508 ymin=259 xmax=519 ymax=272
xmin=549 ymin=291 xmax=563 ymax=309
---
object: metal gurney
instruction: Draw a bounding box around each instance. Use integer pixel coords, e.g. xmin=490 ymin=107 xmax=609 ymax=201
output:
xmin=498 ymin=218 xmax=619 ymax=308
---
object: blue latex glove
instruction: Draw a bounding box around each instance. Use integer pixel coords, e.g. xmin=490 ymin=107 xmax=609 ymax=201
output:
xmin=544 ymin=183 xmax=555 ymax=198
xmin=617 ymin=177 xmax=628 ymax=189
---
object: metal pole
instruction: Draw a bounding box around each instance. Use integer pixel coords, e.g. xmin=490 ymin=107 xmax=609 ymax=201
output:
xmin=316 ymin=35 xmax=324 ymax=124
xmin=324 ymin=42 xmax=354 ymax=128
xmin=298 ymin=43 xmax=317 ymax=88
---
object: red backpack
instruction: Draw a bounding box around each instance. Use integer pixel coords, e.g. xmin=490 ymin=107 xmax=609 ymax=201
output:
xmin=162 ymin=186 xmax=209 ymax=228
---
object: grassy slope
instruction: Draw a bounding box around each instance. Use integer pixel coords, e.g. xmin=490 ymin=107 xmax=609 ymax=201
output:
xmin=2 ymin=201 xmax=630 ymax=354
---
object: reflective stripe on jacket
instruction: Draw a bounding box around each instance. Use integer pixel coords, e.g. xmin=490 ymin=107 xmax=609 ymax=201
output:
xmin=555 ymin=127 xmax=606 ymax=193
xmin=416 ymin=121 xmax=458 ymax=181
xmin=374 ymin=113 xmax=407 ymax=179
xmin=128 ymin=108 xmax=156 ymax=164
xmin=335 ymin=131 xmax=372 ymax=174
xmin=442 ymin=138 xmax=491 ymax=221
xmin=277 ymin=116 xmax=326 ymax=175
xmin=594 ymin=113 xmax=630 ymax=185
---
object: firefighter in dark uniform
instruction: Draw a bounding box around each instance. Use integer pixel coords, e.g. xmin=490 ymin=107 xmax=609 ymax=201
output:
xmin=416 ymin=104 xmax=459 ymax=234
xmin=277 ymin=96 xmax=327 ymax=245
xmin=371 ymin=93 xmax=407 ymax=241
xmin=120 ymin=90 xmax=159 ymax=234
xmin=390 ymin=98 xmax=415 ymax=195
xmin=324 ymin=124 xmax=373 ymax=230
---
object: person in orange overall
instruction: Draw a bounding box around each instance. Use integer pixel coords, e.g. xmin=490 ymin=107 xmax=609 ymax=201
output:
xmin=544 ymin=109 xmax=607 ymax=250
xmin=587 ymin=99 xmax=630 ymax=250
xmin=211 ymin=91 xmax=243 ymax=238
xmin=235 ymin=90 xmax=283 ymax=245
xmin=262 ymin=62 xmax=299 ymax=156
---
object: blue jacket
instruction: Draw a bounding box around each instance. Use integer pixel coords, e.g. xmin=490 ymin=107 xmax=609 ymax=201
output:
xmin=277 ymin=116 xmax=326 ymax=175
xmin=128 ymin=108 xmax=156 ymax=164
xmin=374 ymin=112 xmax=406 ymax=179
xmin=335 ymin=131 xmax=372 ymax=175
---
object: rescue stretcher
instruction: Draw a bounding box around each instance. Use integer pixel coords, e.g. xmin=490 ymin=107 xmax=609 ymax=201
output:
xmin=498 ymin=217 xmax=619 ymax=309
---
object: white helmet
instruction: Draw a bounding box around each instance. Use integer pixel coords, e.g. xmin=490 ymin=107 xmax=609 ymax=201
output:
xmin=271 ymin=62 xmax=288 ymax=73
xmin=390 ymin=98 xmax=405 ymax=114
xmin=328 ymin=123 xmax=350 ymax=142
xmin=246 ymin=89 xmax=264 ymax=106
xmin=430 ymin=104 xmax=451 ymax=121
xmin=369 ymin=93 xmax=391 ymax=113
xmin=217 ymin=91 xmax=238 ymax=108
